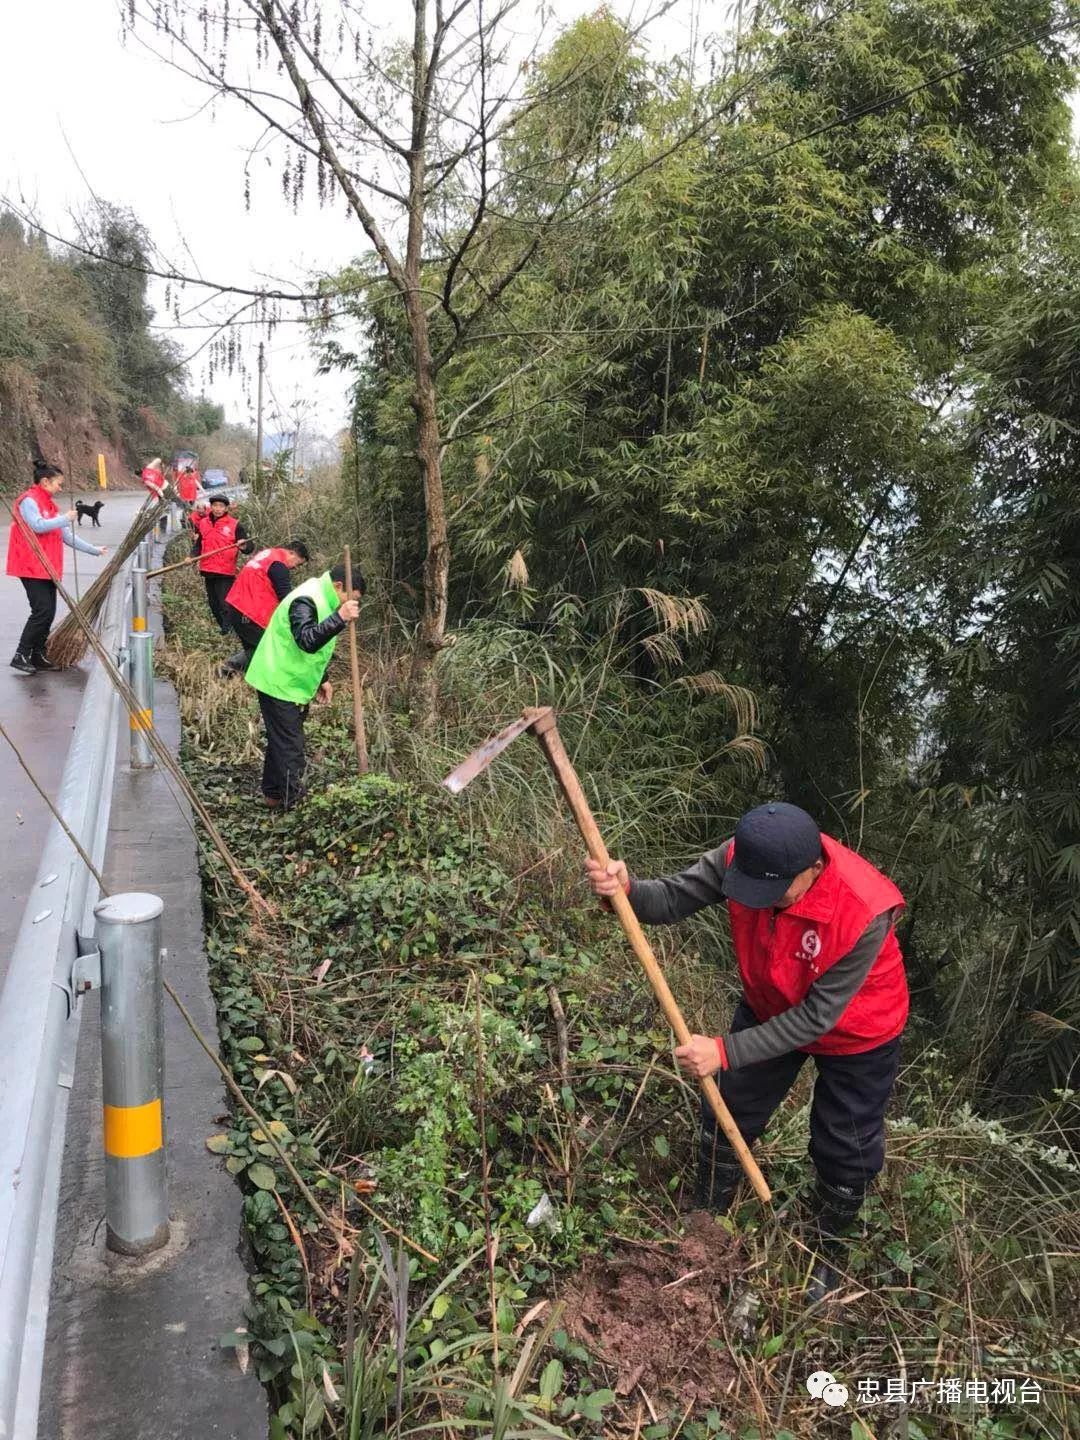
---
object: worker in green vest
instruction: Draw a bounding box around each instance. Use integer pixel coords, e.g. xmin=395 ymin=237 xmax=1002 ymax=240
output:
xmin=245 ymin=562 xmax=364 ymax=808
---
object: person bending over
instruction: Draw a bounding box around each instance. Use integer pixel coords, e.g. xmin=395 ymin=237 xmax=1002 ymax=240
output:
xmin=587 ymin=802 xmax=906 ymax=1301
xmin=221 ymin=539 xmax=309 ymax=676
xmin=244 ymin=562 xmax=364 ymax=809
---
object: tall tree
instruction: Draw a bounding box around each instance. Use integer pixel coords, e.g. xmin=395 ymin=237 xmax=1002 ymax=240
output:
xmin=74 ymin=204 xmax=181 ymax=431
xmin=358 ymin=0 xmax=1076 ymax=788
xmin=125 ymin=0 xmax=719 ymax=719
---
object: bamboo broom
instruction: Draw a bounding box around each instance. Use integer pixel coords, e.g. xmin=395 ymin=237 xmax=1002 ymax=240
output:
xmin=45 ymin=492 xmax=169 ymax=667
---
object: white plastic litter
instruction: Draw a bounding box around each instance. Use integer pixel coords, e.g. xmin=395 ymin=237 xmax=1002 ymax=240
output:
xmin=526 ymin=1192 xmax=562 ymax=1234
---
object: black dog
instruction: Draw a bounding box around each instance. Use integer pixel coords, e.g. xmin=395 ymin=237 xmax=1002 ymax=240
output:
xmin=76 ymin=500 xmax=105 ymax=528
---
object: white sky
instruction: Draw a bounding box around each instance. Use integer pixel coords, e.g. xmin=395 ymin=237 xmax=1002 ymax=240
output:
xmin=0 ymin=0 xmax=706 ymax=442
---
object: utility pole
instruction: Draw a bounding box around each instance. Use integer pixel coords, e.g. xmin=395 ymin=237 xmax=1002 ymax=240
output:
xmin=255 ymin=342 xmax=265 ymax=494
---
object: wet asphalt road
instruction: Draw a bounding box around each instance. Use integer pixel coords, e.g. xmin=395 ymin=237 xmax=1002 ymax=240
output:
xmin=0 ymin=489 xmax=146 ymax=984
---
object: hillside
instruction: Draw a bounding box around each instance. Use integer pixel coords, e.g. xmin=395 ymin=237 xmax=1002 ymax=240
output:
xmin=0 ymin=206 xmax=222 ymax=489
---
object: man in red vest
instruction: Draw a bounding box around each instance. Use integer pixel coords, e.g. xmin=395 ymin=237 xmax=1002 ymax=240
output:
xmin=189 ymin=495 xmax=252 ymax=634
xmin=220 ymin=539 xmax=310 ymax=674
xmin=7 ymin=462 xmax=108 ymax=673
xmin=587 ymin=802 xmax=906 ymax=1300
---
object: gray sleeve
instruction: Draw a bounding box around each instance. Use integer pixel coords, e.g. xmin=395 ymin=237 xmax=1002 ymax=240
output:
xmin=627 ymin=842 xmax=731 ymax=925
xmin=63 ymin=527 xmax=101 ymax=556
xmin=20 ymin=497 xmax=66 ymax=534
xmin=723 ymin=911 xmax=894 ymax=1068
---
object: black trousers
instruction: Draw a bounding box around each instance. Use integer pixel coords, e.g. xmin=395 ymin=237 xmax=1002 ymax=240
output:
xmin=702 ymin=1000 xmax=902 ymax=1194
xmin=222 ymin=606 xmax=264 ymax=673
xmin=256 ymin=690 xmax=308 ymax=807
xmin=203 ymin=574 xmax=234 ymax=634
xmin=18 ymin=578 xmax=58 ymax=656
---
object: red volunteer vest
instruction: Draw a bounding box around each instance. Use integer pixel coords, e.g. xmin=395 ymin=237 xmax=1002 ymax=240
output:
xmin=225 ymin=547 xmax=290 ymax=628
xmin=141 ymin=465 xmax=166 ymax=497
xmin=6 ymin=485 xmax=64 ymax=581
xmin=191 ymin=512 xmax=240 ymax=575
xmin=726 ymin=833 xmax=907 ymax=1054
xmin=178 ymin=470 xmax=199 ymax=504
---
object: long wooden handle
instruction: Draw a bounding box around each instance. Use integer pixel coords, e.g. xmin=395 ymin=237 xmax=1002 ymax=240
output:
xmin=343 ymin=547 xmax=369 ymax=774
xmin=525 ymin=709 xmax=771 ymax=1204
xmin=147 ymin=541 xmax=241 ymax=579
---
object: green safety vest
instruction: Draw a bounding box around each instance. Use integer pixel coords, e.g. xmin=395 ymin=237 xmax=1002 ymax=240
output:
xmin=245 ymin=572 xmax=340 ymax=703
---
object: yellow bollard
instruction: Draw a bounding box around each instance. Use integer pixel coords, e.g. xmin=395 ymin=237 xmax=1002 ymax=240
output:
xmin=97 ymin=454 xmax=108 ymax=490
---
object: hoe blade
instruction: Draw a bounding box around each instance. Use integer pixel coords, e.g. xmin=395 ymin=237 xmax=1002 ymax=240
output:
xmin=441 ymin=709 xmax=552 ymax=793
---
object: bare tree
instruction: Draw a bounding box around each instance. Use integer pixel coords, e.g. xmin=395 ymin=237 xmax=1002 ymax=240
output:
xmin=124 ymin=0 xmax=702 ymax=719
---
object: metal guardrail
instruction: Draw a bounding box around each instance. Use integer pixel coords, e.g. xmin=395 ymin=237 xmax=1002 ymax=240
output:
xmin=0 ymin=565 xmax=129 ymax=1440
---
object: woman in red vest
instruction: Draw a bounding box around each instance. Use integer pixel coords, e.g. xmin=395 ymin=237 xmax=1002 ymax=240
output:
xmin=220 ymin=539 xmax=310 ymax=674
xmin=177 ymin=467 xmax=200 ymax=505
xmin=189 ymin=495 xmax=252 ymax=634
xmin=588 ymin=802 xmax=907 ymax=1301
xmin=140 ymin=457 xmax=167 ymax=499
xmin=6 ymin=462 xmax=108 ymax=673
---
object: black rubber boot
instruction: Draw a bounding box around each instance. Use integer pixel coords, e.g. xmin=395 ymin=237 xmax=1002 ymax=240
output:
xmin=10 ymin=652 xmax=35 ymax=675
xmin=219 ymin=650 xmax=249 ymax=678
xmin=694 ymin=1134 xmax=745 ymax=1214
xmin=806 ymin=1177 xmax=864 ymax=1305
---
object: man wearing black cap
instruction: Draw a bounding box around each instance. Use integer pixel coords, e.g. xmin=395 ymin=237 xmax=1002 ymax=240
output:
xmin=190 ymin=495 xmax=253 ymax=635
xmin=587 ymin=802 xmax=906 ymax=1299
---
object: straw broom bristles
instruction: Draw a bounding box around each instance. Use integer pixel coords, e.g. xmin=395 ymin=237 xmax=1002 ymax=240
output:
xmin=46 ymin=494 xmax=167 ymax=668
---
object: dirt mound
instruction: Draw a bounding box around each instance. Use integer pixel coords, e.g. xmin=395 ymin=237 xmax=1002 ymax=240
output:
xmin=563 ymin=1212 xmax=741 ymax=1408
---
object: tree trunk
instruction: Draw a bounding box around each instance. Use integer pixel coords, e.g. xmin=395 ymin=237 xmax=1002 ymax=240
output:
xmin=404 ymin=289 xmax=449 ymax=725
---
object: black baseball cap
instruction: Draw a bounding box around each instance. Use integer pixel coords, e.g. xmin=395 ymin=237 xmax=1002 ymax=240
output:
xmin=721 ymin=802 xmax=822 ymax=909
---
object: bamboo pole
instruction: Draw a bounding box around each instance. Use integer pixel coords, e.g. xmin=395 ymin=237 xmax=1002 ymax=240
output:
xmin=147 ymin=541 xmax=241 ymax=580
xmin=343 ymin=546 xmax=369 ymax=773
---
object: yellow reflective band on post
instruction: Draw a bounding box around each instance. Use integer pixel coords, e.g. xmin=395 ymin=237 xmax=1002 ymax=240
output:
xmin=132 ymin=616 xmax=147 ymax=632
xmin=129 ymin=708 xmax=152 ymax=732
xmin=104 ymin=1099 xmax=163 ymax=1158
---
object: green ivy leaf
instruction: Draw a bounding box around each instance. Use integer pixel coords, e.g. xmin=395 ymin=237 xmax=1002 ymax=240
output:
xmin=248 ymin=1162 xmax=278 ymax=1190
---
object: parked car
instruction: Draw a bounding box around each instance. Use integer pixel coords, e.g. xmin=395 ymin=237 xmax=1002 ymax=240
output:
xmin=202 ymin=469 xmax=230 ymax=490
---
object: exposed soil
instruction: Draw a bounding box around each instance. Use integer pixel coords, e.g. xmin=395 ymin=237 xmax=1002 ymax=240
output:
xmin=563 ymin=1211 xmax=742 ymax=1408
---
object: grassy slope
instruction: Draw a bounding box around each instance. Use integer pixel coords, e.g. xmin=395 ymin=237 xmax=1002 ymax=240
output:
xmin=160 ymin=563 xmax=1079 ymax=1440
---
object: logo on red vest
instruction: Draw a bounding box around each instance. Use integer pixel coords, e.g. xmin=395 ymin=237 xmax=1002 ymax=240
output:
xmin=796 ymin=928 xmax=822 ymax=964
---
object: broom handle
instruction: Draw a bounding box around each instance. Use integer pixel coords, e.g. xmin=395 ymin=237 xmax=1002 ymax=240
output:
xmin=147 ymin=541 xmax=241 ymax=579
xmin=523 ymin=708 xmax=771 ymax=1204
xmin=343 ymin=546 xmax=369 ymax=773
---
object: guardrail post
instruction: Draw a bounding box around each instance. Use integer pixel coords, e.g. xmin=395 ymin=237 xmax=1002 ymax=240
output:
xmin=132 ymin=565 xmax=148 ymax=634
xmin=129 ymin=567 xmax=154 ymax=770
xmin=128 ymin=635 xmax=154 ymax=770
xmin=94 ymin=893 xmax=169 ymax=1256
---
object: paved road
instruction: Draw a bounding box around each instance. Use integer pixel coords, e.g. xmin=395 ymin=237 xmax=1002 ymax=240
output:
xmin=0 ymin=490 xmax=147 ymax=982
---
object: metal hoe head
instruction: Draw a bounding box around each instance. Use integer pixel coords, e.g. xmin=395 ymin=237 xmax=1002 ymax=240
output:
xmin=441 ymin=707 xmax=555 ymax=793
